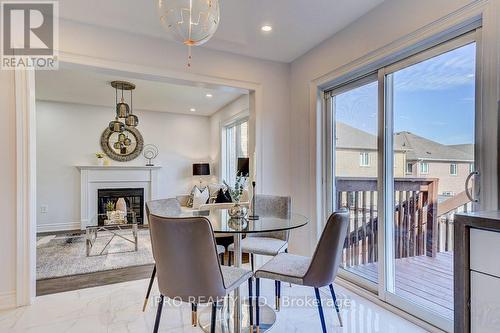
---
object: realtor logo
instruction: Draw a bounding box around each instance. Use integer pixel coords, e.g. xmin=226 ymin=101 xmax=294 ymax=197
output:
xmin=1 ymin=1 xmax=58 ymax=69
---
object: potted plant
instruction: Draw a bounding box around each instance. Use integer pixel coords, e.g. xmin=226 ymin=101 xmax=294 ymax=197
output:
xmin=96 ymin=152 xmax=105 ymax=166
xmin=105 ymin=200 xmax=115 ymax=221
xmin=224 ymin=176 xmax=248 ymax=218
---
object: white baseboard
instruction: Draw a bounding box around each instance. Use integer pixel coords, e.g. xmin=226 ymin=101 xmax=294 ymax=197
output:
xmin=37 ymin=222 xmax=81 ymax=233
xmin=0 ymin=291 xmax=16 ymax=310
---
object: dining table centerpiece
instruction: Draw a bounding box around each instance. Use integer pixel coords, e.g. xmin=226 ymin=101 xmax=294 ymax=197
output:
xmin=224 ymin=176 xmax=248 ymax=218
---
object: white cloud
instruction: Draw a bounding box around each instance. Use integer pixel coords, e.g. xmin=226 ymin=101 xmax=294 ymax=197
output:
xmin=394 ymin=43 xmax=475 ymax=92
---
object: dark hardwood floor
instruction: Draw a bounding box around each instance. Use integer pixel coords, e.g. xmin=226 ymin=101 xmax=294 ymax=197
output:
xmin=36 ymin=263 xmax=154 ymax=296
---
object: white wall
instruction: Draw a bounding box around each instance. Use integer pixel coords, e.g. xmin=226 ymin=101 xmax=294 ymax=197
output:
xmin=0 ymin=71 xmax=16 ymax=308
xmin=289 ymin=0 xmax=499 ymax=254
xmin=36 ymin=100 xmax=213 ymax=232
xmin=209 ymin=95 xmax=250 ymax=180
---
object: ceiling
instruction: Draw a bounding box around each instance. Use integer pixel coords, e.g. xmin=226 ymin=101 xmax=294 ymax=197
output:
xmin=36 ymin=68 xmax=245 ymax=116
xmin=58 ymin=0 xmax=384 ymax=63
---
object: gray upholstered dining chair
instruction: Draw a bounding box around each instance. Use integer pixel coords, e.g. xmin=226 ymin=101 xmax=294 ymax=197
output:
xmin=254 ymin=210 xmax=349 ymax=333
xmin=228 ymin=195 xmax=291 ymax=271
xmin=149 ymin=213 xmax=253 ymax=333
xmin=143 ymin=198 xmax=226 ymax=313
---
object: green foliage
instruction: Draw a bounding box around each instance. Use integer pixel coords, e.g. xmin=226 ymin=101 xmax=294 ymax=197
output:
xmin=105 ymin=200 xmax=115 ymax=212
xmin=223 ymin=175 xmax=246 ymax=203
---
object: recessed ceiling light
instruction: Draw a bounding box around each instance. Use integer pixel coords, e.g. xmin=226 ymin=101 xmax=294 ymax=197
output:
xmin=261 ymin=25 xmax=272 ymax=32
xmin=190 ymin=108 xmax=196 ymax=112
xmin=205 ymin=93 xmax=213 ymax=98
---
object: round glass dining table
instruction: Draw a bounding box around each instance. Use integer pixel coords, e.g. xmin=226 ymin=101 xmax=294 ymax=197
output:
xmin=178 ymin=209 xmax=309 ymax=333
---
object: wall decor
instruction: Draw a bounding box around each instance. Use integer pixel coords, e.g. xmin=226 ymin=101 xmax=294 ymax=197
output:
xmin=143 ymin=144 xmax=159 ymax=166
xmin=102 ymin=81 xmax=144 ymax=161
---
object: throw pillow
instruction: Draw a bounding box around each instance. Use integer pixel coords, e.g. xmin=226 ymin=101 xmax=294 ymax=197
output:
xmin=208 ymin=183 xmax=224 ymax=203
xmin=192 ymin=186 xmax=210 ymax=209
xmin=215 ymin=188 xmax=232 ymax=203
xmin=186 ymin=185 xmax=199 ymax=208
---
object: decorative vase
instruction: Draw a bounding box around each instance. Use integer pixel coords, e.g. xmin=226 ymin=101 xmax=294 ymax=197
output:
xmin=116 ymin=198 xmax=127 ymax=212
xmin=228 ymin=203 xmax=247 ymax=218
xmin=106 ymin=211 xmax=113 ymax=221
xmin=228 ymin=217 xmax=248 ymax=231
xmin=97 ymin=158 xmax=104 ymax=166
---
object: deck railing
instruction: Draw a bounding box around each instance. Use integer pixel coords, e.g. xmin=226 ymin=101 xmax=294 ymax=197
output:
xmin=336 ymin=177 xmax=470 ymax=268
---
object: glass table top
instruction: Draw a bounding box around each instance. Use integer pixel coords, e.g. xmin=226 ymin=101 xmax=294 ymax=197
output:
xmin=177 ymin=209 xmax=309 ymax=234
xmin=89 ymin=211 xmax=137 ymax=228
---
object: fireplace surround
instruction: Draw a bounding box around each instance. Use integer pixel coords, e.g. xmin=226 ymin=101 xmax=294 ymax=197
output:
xmin=77 ymin=165 xmax=161 ymax=229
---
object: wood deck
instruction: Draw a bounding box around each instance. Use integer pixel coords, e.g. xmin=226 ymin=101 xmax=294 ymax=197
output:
xmin=347 ymin=251 xmax=453 ymax=319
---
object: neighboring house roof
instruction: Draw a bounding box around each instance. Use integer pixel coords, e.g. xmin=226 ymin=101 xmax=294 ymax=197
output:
xmin=449 ymin=144 xmax=474 ymax=156
xmin=336 ymin=122 xmax=378 ymax=150
xmin=336 ymin=122 xmax=474 ymax=162
xmin=395 ymin=132 xmax=473 ymax=162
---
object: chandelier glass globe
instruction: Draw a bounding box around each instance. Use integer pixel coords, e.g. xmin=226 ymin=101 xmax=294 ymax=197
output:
xmin=158 ymin=0 xmax=220 ymax=46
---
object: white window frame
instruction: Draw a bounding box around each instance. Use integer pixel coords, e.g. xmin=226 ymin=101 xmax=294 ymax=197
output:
xmin=221 ymin=116 xmax=249 ymax=185
xmin=406 ymin=162 xmax=413 ymax=174
xmin=359 ymin=152 xmax=370 ymax=167
xmin=420 ymin=162 xmax=429 ymax=174
xmin=450 ymin=163 xmax=458 ymax=175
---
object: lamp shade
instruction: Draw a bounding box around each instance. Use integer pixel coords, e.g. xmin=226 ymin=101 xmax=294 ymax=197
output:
xmin=193 ymin=163 xmax=210 ymax=176
xmin=237 ymin=157 xmax=250 ymax=177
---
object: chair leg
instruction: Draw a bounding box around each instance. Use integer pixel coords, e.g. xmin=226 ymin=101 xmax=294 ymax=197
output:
xmin=277 ymin=281 xmax=281 ymax=311
xmin=274 ymin=280 xmax=281 ymax=311
xmin=228 ymin=252 xmax=232 ymax=266
xmin=153 ymin=294 xmax=164 ymax=333
xmin=142 ymin=264 xmax=156 ymax=312
xmin=191 ymin=303 xmax=198 ymax=327
xmin=329 ymin=284 xmax=343 ymax=327
xmin=220 ymin=253 xmax=225 ymax=266
xmin=210 ymin=302 xmax=217 ymax=333
xmin=251 ymin=253 xmax=255 ymax=271
xmin=256 ymin=277 xmax=260 ymax=333
xmin=284 ymin=249 xmax=292 ymax=287
xmin=314 ymin=288 xmax=327 ymax=333
xmin=248 ymin=277 xmax=254 ymax=331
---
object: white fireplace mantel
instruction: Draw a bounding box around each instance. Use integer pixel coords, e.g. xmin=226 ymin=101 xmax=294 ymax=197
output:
xmin=77 ymin=165 xmax=161 ymax=229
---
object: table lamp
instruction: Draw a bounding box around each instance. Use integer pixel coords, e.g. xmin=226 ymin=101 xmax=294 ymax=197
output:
xmin=192 ymin=163 xmax=210 ymax=187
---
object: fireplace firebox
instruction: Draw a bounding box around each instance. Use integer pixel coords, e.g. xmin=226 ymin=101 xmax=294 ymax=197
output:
xmin=97 ymin=188 xmax=144 ymax=226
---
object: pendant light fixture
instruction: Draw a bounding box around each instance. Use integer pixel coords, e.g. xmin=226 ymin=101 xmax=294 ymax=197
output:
xmin=157 ymin=0 xmax=220 ymax=67
xmin=108 ymin=81 xmax=137 ymax=133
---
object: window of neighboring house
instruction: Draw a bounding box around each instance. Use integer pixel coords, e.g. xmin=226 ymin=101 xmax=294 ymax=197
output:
xmin=420 ymin=162 xmax=429 ymax=174
xmin=469 ymin=163 xmax=474 ymax=173
xmin=442 ymin=191 xmax=454 ymax=196
xmin=450 ymin=163 xmax=458 ymax=175
xmin=406 ymin=162 xmax=413 ymax=174
xmin=359 ymin=152 xmax=370 ymax=166
xmin=222 ymin=118 xmax=249 ymax=185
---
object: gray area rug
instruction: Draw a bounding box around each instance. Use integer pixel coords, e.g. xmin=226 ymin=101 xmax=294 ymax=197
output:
xmin=37 ymin=229 xmax=154 ymax=279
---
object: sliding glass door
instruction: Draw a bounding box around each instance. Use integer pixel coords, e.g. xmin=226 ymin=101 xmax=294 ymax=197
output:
xmin=325 ymin=30 xmax=481 ymax=331
xmin=326 ymin=75 xmax=380 ymax=289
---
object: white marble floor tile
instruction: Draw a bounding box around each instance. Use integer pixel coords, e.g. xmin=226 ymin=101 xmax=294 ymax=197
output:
xmin=0 ymin=277 xmax=429 ymax=333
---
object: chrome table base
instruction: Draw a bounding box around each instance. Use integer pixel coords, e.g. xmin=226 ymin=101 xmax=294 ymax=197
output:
xmin=198 ymin=299 xmax=276 ymax=333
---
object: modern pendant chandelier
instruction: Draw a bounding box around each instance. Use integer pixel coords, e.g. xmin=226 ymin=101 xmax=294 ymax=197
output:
xmin=157 ymin=0 xmax=220 ymax=67
xmin=108 ymin=81 xmax=138 ymax=134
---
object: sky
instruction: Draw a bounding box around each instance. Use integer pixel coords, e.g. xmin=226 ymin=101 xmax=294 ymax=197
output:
xmin=335 ymin=42 xmax=476 ymax=145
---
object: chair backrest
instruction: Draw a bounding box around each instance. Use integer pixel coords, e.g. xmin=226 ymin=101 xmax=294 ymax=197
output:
xmin=146 ymin=198 xmax=182 ymax=260
xmin=149 ymin=214 xmax=227 ymax=303
xmin=303 ymin=209 xmax=349 ymax=287
xmin=249 ymin=194 xmax=291 ymax=240
xmin=145 ymin=198 xmax=182 ymax=218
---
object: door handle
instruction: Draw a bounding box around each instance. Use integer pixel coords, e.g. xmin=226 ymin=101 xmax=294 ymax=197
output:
xmin=465 ymin=171 xmax=479 ymax=203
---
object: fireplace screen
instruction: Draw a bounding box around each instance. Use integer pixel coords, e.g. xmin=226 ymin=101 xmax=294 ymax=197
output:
xmin=97 ymin=188 xmax=144 ymax=225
